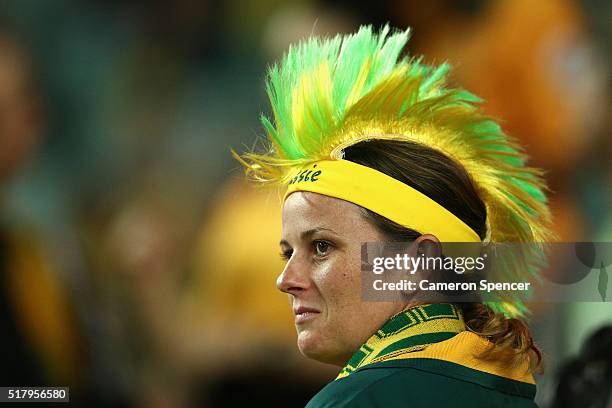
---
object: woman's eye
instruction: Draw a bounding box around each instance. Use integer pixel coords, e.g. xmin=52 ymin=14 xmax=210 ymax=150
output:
xmin=314 ymin=240 xmax=332 ymax=257
xmin=280 ymin=249 xmax=293 ymax=261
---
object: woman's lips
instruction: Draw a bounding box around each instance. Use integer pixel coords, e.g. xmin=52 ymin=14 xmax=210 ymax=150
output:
xmin=294 ymin=306 xmax=321 ymax=324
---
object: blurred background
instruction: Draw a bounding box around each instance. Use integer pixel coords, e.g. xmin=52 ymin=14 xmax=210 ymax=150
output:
xmin=0 ymin=0 xmax=610 ymax=407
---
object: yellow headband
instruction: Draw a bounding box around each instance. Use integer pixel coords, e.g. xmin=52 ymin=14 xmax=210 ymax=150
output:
xmin=284 ymin=160 xmax=481 ymax=243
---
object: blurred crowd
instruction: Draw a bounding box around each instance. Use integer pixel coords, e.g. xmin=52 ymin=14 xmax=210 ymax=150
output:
xmin=0 ymin=0 xmax=610 ymax=407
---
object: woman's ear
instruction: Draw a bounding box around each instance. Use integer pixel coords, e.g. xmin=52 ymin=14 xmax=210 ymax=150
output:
xmin=414 ymin=234 xmax=442 ymax=260
xmin=399 ymin=234 xmax=444 ymax=306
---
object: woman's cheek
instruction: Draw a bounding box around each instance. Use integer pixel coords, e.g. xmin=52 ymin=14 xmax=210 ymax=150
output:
xmin=325 ymin=262 xmax=360 ymax=321
xmin=317 ymin=260 xmax=348 ymax=303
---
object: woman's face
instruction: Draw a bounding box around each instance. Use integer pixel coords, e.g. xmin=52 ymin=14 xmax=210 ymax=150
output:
xmin=278 ymin=191 xmax=405 ymax=366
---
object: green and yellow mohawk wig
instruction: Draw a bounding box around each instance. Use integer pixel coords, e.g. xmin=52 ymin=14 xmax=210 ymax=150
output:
xmin=235 ymin=25 xmax=554 ymax=317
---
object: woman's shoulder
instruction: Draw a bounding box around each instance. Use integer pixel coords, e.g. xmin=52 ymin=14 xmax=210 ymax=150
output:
xmin=306 ymin=358 xmax=538 ymax=408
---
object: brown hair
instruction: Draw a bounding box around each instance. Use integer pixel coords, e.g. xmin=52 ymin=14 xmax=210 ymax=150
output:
xmin=343 ymin=139 xmax=542 ymax=370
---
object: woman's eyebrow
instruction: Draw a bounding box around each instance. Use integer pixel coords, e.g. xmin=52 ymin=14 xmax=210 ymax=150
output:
xmin=279 ymin=227 xmax=339 ymax=246
xmin=300 ymin=227 xmax=338 ymax=240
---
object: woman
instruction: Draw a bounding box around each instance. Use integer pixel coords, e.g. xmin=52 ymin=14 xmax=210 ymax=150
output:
xmin=235 ymin=25 xmax=552 ymax=407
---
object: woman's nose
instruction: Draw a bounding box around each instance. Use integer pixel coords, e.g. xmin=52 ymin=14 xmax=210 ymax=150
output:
xmin=276 ymin=256 xmax=310 ymax=295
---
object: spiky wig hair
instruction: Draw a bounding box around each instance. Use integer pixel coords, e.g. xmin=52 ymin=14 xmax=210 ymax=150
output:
xmin=234 ymin=25 xmax=554 ymax=317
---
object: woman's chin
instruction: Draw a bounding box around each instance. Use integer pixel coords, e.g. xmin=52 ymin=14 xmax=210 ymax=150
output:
xmin=298 ymin=331 xmax=329 ymax=360
xmin=297 ymin=331 xmax=349 ymax=366
xmin=297 ymin=329 xmax=319 ymax=355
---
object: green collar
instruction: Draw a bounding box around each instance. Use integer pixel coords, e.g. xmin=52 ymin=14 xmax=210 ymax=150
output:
xmin=337 ymin=303 xmax=465 ymax=379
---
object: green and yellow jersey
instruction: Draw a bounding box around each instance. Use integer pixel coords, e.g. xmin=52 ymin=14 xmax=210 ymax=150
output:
xmin=307 ymin=303 xmax=537 ymax=407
